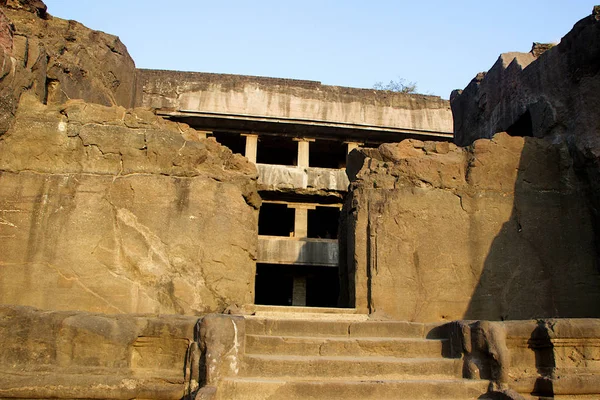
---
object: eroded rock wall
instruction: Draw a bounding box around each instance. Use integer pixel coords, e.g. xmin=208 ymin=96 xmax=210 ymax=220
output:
xmin=0 ymin=0 xmax=136 ymax=135
xmin=0 ymin=95 xmax=259 ymax=315
xmin=451 ymin=7 xmax=600 ymax=271
xmin=342 ymin=133 xmax=600 ymax=322
xmin=451 ymin=7 xmax=600 ymax=148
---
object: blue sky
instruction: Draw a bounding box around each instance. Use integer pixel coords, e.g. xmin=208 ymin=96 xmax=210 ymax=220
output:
xmin=43 ymin=1 xmax=597 ymax=99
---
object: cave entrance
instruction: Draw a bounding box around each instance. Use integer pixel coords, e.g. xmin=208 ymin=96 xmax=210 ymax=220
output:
xmin=254 ymin=264 xmax=339 ymax=307
xmin=255 ymin=198 xmax=345 ymax=308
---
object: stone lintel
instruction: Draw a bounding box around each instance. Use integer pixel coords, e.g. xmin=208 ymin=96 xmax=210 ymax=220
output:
xmin=262 ymin=200 xmax=342 ymax=209
xmin=285 ymin=203 xmax=317 ymax=210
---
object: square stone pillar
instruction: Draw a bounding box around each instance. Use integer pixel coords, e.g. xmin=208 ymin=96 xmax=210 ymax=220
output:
xmin=287 ymin=203 xmax=316 ymax=238
xmin=294 ymin=138 xmax=314 ymax=168
xmin=294 ymin=208 xmax=308 ymax=238
xmin=346 ymin=141 xmax=363 ymax=154
xmin=292 ymin=276 xmax=307 ymax=306
xmin=242 ymin=134 xmax=258 ymax=163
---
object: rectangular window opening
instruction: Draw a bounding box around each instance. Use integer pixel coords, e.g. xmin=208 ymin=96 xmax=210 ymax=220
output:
xmin=308 ymin=206 xmax=340 ymax=239
xmin=310 ymin=139 xmax=347 ymax=169
xmin=256 ymin=135 xmax=297 ymax=166
xmin=258 ymin=203 xmax=294 ymax=237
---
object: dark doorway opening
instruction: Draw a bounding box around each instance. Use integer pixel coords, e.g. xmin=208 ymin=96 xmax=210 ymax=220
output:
xmin=310 ymin=139 xmax=347 ymax=169
xmin=256 ymin=135 xmax=297 ymax=166
xmin=255 ymin=264 xmax=294 ymax=306
xmin=212 ymin=131 xmax=245 ymax=155
xmin=308 ymin=206 xmax=340 ymax=239
xmin=255 ymin=264 xmax=340 ymax=307
xmin=258 ymin=203 xmax=294 ymax=237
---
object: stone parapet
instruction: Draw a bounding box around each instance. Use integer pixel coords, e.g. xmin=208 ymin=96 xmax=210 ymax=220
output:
xmin=257 ymin=163 xmax=349 ymax=192
xmin=0 ymin=305 xmax=201 ymax=399
xmin=258 ymin=236 xmax=339 ymax=267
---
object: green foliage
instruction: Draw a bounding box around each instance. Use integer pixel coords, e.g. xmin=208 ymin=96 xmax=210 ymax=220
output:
xmin=373 ymin=77 xmax=418 ymax=94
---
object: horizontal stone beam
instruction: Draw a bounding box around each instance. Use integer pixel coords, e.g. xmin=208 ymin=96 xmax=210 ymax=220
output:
xmin=158 ymin=110 xmax=454 ymax=137
xmin=257 ymin=163 xmax=349 ymax=192
xmin=258 ymin=236 xmax=339 ymax=267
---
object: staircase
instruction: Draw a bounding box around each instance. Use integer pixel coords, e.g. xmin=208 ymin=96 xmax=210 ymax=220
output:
xmin=214 ymin=314 xmax=491 ymax=400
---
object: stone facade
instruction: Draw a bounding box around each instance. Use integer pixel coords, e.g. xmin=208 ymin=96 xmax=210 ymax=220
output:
xmin=133 ymin=41 xmax=454 ymax=311
xmin=2 ymin=1 xmax=600 ymax=399
xmin=135 ymin=69 xmax=453 ymax=138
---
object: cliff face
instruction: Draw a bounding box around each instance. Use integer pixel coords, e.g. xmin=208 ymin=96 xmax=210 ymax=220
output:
xmin=0 ymin=0 xmax=261 ymax=315
xmin=342 ymin=133 xmax=600 ymax=322
xmin=0 ymin=95 xmax=260 ymax=315
xmin=0 ymin=0 xmax=136 ymax=134
xmin=451 ymin=7 xmax=600 ymax=148
xmin=450 ymin=6 xmax=600 ymax=281
xmin=0 ymin=2 xmax=262 ymax=397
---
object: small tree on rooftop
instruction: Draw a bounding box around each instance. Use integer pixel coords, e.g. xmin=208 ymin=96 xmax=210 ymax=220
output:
xmin=373 ymin=77 xmax=418 ymax=94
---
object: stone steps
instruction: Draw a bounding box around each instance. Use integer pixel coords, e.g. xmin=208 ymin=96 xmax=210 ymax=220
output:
xmin=217 ymin=377 xmax=491 ymax=400
xmin=216 ymin=316 xmax=490 ymax=399
xmin=243 ymin=354 xmax=462 ymax=379
xmin=245 ymin=334 xmax=447 ymax=358
xmin=245 ymin=317 xmax=429 ymax=338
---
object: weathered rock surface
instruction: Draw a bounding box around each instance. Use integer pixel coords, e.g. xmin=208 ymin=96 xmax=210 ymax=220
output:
xmin=451 ymin=7 xmax=600 ymax=271
xmin=0 ymin=0 xmax=47 ymax=18
xmin=451 ymin=7 xmax=600 ymax=147
xmin=0 ymin=304 xmax=200 ymax=399
xmin=0 ymin=94 xmax=259 ymax=315
xmin=0 ymin=0 xmax=136 ymax=135
xmin=342 ymin=133 xmax=600 ymax=322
